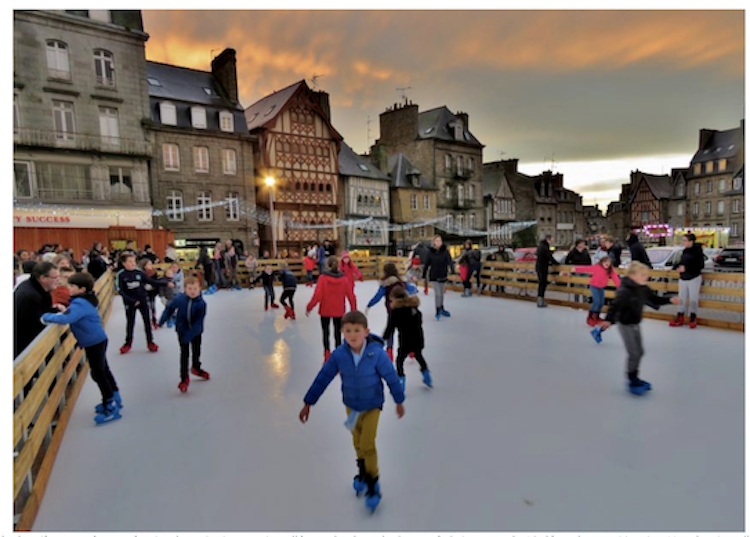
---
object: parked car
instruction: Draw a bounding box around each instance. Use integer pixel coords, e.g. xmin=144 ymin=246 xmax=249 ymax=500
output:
xmin=715 ymin=247 xmax=744 ymax=270
xmin=514 ymin=248 xmax=537 ymax=263
xmin=646 ymin=247 xmax=714 ymax=271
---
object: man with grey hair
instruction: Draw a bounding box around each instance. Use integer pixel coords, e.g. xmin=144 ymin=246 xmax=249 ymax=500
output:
xmin=14 ymin=261 xmax=61 ymax=358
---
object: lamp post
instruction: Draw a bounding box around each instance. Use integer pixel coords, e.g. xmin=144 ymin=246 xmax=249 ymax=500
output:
xmin=265 ymin=176 xmax=277 ymax=258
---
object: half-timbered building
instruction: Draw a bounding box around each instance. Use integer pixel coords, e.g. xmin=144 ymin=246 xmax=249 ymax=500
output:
xmin=244 ymin=80 xmax=343 ymax=257
xmin=628 ymin=170 xmax=672 ymax=242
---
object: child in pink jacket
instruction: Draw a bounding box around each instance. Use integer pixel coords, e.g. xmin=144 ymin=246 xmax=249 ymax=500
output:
xmin=339 ymin=251 xmax=363 ymax=290
xmin=573 ymin=256 xmax=621 ymax=325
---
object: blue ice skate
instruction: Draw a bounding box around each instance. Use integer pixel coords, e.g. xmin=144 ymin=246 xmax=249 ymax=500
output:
xmin=440 ymin=308 xmax=451 ymax=318
xmin=94 ymin=400 xmax=122 ymax=425
xmin=353 ymin=477 xmax=367 ymax=497
xmin=627 ymin=380 xmax=648 ymax=396
xmin=95 ymin=390 xmax=122 ymax=414
xmin=422 ymin=369 xmax=433 ymax=388
xmin=434 ymin=311 xmax=442 ymax=321
xmin=365 ymin=480 xmax=381 ymax=513
xmin=591 ymin=326 xmax=603 ymax=344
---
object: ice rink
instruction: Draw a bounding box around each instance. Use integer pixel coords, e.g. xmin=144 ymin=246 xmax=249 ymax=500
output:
xmin=33 ymin=281 xmax=744 ymax=532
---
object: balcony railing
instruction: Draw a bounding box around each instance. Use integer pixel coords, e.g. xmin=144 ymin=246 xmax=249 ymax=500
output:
xmin=14 ymin=128 xmax=152 ymax=156
xmin=454 ymin=167 xmax=474 ymax=179
xmin=37 ymin=188 xmax=94 ymax=200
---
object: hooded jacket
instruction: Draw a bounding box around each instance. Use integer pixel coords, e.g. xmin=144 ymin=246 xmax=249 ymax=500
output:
xmin=627 ymin=234 xmax=652 ymax=268
xmin=340 ymin=258 xmax=363 ymax=287
xmin=604 ymin=276 xmax=671 ymax=325
xmin=422 ymin=245 xmax=455 ymax=282
xmin=676 ymin=243 xmax=705 ymax=281
xmin=307 ymin=270 xmax=356 ymax=317
xmin=564 ymin=248 xmax=592 ymax=266
xmin=158 ymin=292 xmax=207 ymax=344
xmin=535 ymin=240 xmax=559 ymax=272
xmin=41 ymin=292 xmax=107 ymax=348
xmin=367 ymin=275 xmax=418 ymax=311
xmin=383 ymin=294 xmax=424 ymax=352
xmin=303 ymin=334 xmax=405 ymax=411
xmin=574 ymin=263 xmax=621 ymax=288
xmin=14 ymin=277 xmax=54 ymax=358
xmin=303 ymin=256 xmax=317 ymax=271
xmin=608 ymin=243 xmax=623 ymax=268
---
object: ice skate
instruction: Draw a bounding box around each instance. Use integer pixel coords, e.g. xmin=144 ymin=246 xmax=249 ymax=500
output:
xmin=353 ymin=459 xmax=367 ymax=497
xmin=147 ymin=341 xmax=159 ymax=352
xmin=689 ymin=313 xmax=698 ymax=329
xmin=422 ymin=369 xmax=433 ymax=388
xmin=94 ymin=400 xmax=121 ymax=425
xmin=364 ymin=477 xmax=381 ymax=513
xmin=440 ymin=308 xmax=451 ymax=318
xmin=669 ymin=312 xmax=685 ymax=327
xmin=190 ymin=367 xmax=210 ymax=380
xmin=119 ymin=343 xmax=131 ymax=354
xmin=591 ymin=326 xmax=603 ymax=344
xmin=178 ymin=377 xmax=190 ymax=393
xmin=95 ymin=391 xmax=123 ymax=414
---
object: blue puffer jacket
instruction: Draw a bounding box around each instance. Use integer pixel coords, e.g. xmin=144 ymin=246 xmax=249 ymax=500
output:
xmin=279 ymin=269 xmax=297 ymax=289
xmin=304 ymin=335 xmax=405 ymax=411
xmin=41 ymin=293 xmax=107 ymax=348
xmin=159 ymin=293 xmax=207 ymax=344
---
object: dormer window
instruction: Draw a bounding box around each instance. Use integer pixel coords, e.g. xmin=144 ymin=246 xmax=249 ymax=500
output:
xmin=358 ymin=163 xmax=369 ymax=172
xmin=410 ymin=175 xmax=421 ymax=188
xmin=160 ymin=102 xmax=176 ymax=126
xmin=191 ymin=106 xmax=207 ymax=129
xmin=219 ymin=111 xmax=234 ymax=132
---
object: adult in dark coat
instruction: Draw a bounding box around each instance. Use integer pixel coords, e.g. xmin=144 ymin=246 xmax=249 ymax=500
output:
xmin=627 ymin=230 xmax=652 ymax=268
xmin=87 ymin=242 xmax=109 ymax=281
xmin=605 ymin=237 xmax=623 ymax=268
xmin=564 ymin=239 xmax=592 ymax=303
xmin=422 ymin=235 xmax=455 ymax=319
xmin=195 ymin=246 xmax=214 ymax=289
xmin=14 ymin=262 xmax=61 ymax=358
xmin=459 ymin=240 xmax=483 ymax=296
xmin=535 ymin=235 xmax=559 ymax=307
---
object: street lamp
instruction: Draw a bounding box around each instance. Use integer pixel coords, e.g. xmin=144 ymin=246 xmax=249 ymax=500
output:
xmin=265 ymin=176 xmax=277 ymax=258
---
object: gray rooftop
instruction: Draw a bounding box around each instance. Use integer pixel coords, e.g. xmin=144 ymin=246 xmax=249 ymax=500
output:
xmin=629 ymin=173 xmax=672 ymax=202
xmin=244 ymin=80 xmax=304 ymax=132
xmin=338 ymin=143 xmax=390 ymax=181
xmin=417 ymin=106 xmax=483 ymax=146
xmin=387 ymin=153 xmax=434 ymax=189
xmin=690 ymin=125 xmax=743 ymax=168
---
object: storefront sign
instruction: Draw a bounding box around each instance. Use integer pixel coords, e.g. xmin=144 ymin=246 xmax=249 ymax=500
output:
xmin=13 ymin=206 xmax=154 ymax=229
xmin=643 ymin=224 xmax=673 ymax=238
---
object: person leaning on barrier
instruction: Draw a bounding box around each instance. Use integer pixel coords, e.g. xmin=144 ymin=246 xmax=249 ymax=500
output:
xmin=14 ymin=261 xmax=63 ymax=358
xmin=565 ymin=239 xmax=592 ymax=303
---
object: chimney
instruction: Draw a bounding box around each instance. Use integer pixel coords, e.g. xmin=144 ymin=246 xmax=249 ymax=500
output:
xmin=456 ymin=111 xmax=469 ymax=132
xmin=379 ymin=102 xmax=419 ymax=147
xmin=502 ymin=158 xmax=518 ymax=175
xmin=211 ymin=48 xmax=238 ymax=104
xmin=312 ymin=90 xmax=331 ymax=121
xmin=699 ymin=128 xmax=715 ymax=150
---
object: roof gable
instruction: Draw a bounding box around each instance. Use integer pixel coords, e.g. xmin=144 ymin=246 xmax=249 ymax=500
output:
xmin=417 ymin=106 xmax=483 ymax=146
xmin=690 ymin=126 xmax=743 ymax=166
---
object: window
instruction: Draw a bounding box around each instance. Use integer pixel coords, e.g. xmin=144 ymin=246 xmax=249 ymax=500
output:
xmin=358 ymin=163 xmax=369 ymax=172
xmin=423 ymin=195 xmax=430 ymax=210
xmin=444 ymin=154 xmax=452 ymax=171
xmin=693 ymin=163 xmax=701 ymax=175
xmin=98 ymin=106 xmax=119 ymax=146
xmin=733 ymin=176 xmax=742 ymax=190
xmin=219 ymin=111 xmax=234 ymax=132
xmin=706 ymin=180 xmax=713 ymax=193
xmin=89 ymin=10 xmax=110 ymax=22
xmin=694 ymin=182 xmax=701 ymax=195
xmin=732 ymin=199 xmax=741 ymax=213
xmin=197 ymin=191 xmax=213 ymax=221
xmin=46 ymin=40 xmax=70 ymax=79
xmin=163 ymin=143 xmax=180 ymax=171
xmin=469 ymin=213 xmax=476 ymax=229
xmin=167 ymin=190 xmax=184 ymax=221
xmin=456 ymin=156 xmax=464 ymax=175
xmin=194 ymin=146 xmax=209 ymax=173
xmin=457 ymin=214 xmax=464 ymax=228
xmin=410 ymin=194 xmax=417 ymax=210
xmin=677 ymin=203 xmax=684 ymax=216
xmin=446 ymin=214 xmax=454 ymax=229
xmin=147 ymin=77 xmax=161 ymax=87
xmin=160 ymin=102 xmax=176 ymax=125
xmin=717 ymin=201 xmax=725 ymax=216
xmin=468 ymin=157 xmax=474 ymax=171
xmin=457 ymin=184 xmax=465 ymax=204
xmin=109 ymin=167 xmax=132 ymax=199
xmin=52 ymin=100 xmax=75 ymax=140
xmin=191 ymin=107 xmax=207 ymax=129
xmin=719 ymin=159 xmax=727 ymax=172
xmin=36 ymin=162 xmax=90 ymax=199
xmin=14 ymin=161 xmax=33 ymax=198
xmin=226 ymin=192 xmax=240 ymax=221
xmin=641 ymin=211 xmax=649 ymax=222
xmin=222 ymin=148 xmax=237 ymax=175
xmin=719 ymin=179 xmax=726 ymax=193
xmin=693 ymin=202 xmax=700 ymax=216
xmin=14 ymin=94 xmax=20 ymax=130
xmin=705 ymin=161 xmax=714 ymax=174
xmin=731 ymin=223 xmax=740 ymax=237
xmin=94 ymin=50 xmax=115 ymax=87
xmin=445 ymin=184 xmax=452 ymax=200
xmin=469 ymin=184 xmax=475 ymax=200
xmin=705 ymin=201 xmax=711 ymax=216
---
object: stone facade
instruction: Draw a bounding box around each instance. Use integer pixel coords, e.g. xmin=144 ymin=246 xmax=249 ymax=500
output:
xmin=668 ymin=168 xmax=688 ymax=231
xmin=582 ymin=205 xmax=607 ymax=239
xmin=13 ymin=10 xmax=153 ymax=220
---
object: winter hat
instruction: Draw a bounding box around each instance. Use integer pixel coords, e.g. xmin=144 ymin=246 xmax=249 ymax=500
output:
xmin=410 ymin=257 xmax=421 ymax=266
xmin=341 ymin=251 xmax=350 ymax=259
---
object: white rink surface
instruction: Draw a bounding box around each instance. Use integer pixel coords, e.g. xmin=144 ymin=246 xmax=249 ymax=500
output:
xmin=33 ymin=281 xmax=744 ymax=532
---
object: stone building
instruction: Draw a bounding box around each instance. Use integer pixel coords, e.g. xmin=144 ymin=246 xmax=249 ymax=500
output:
xmin=372 ymin=102 xmax=484 ymax=246
xmin=14 ymin=10 xmax=154 ymax=231
xmin=338 ymin=142 xmax=390 ymax=255
xmin=606 ymin=182 xmax=632 ymax=244
xmin=582 ymin=205 xmax=607 ymax=239
xmin=667 ymin=167 xmax=689 ymax=232
xmin=482 ymin=160 xmax=517 ymax=246
xmin=555 ymin=186 xmax=579 ymax=248
xmin=146 ymin=49 xmax=258 ymax=256
xmin=686 ymin=121 xmax=744 ymax=244
xmin=531 ymin=171 xmax=562 ymax=243
xmin=244 ymin=80 xmax=342 ymax=257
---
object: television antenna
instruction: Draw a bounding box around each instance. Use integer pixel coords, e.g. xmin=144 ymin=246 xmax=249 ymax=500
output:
xmin=544 ymin=153 xmax=558 ymax=173
xmin=396 ymin=87 xmax=412 ymax=104
xmin=311 ymin=74 xmax=325 ymax=90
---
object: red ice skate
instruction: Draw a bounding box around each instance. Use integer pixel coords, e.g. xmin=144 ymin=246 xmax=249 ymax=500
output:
xmin=178 ymin=377 xmax=190 ymax=393
xmin=283 ymin=305 xmax=292 ymax=319
xmin=688 ymin=314 xmax=698 ymax=329
xmin=324 ymin=349 xmax=331 ymax=362
xmin=190 ymin=367 xmax=210 ymax=380
xmin=669 ymin=313 xmax=685 ymax=327
xmin=386 ymin=347 xmax=394 ymax=362
xmin=147 ymin=342 xmax=159 ymax=352
xmin=119 ymin=344 xmax=131 ymax=354
xmin=270 ymin=303 xmax=280 ymax=309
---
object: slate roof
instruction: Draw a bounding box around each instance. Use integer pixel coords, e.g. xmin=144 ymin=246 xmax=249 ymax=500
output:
xmin=387 ymin=153 xmax=434 ymax=189
xmin=243 ymin=80 xmax=304 ymax=131
xmin=417 ymin=106 xmax=483 ymax=146
xmin=338 ymin=143 xmax=390 ymax=181
xmin=690 ymin=125 xmax=743 ymax=169
xmin=146 ymin=61 xmax=248 ymax=134
xmin=482 ymin=165 xmax=515 ymax=199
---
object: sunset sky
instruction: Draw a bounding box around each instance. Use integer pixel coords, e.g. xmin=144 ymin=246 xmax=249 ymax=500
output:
xmin=142 ymin=10 xmax=744 ymax=207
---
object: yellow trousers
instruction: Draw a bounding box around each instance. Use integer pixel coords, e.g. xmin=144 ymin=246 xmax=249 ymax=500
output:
xmin=346 ymin=408 xmax=381 ymax=478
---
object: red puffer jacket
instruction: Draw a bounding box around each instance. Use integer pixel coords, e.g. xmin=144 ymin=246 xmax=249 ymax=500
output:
xmin=307 ymin=271 xmax=357 ymax=317
xmin=304 ymin=256 xmax=317 ymax=271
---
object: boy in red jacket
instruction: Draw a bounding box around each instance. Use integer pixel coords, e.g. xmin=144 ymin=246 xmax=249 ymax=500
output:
xmin=306 ymin=256 xmax=357 ymax=362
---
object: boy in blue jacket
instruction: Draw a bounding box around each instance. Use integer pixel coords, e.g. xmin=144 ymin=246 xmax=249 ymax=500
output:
xmin=159 ymin=276 xmax=209 ymax=393
xmin=41 ymin=273 xmax=122 ymax=425
xmin=299 ymin=310 xmax=405 ymax=513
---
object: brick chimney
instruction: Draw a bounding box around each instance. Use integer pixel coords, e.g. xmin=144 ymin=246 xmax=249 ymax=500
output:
xmin=211 ymin=48 xmax=238 ymax=104
xmin=312 ymin=90 xmax=331 ymax=121
xmin=379 ymin=102 xmax=419 ymax=148
xmin=456 ymin=110 xmax=469 ymax=132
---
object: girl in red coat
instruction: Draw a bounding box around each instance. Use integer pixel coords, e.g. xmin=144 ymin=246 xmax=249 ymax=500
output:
xmin=306 ymin=256 xmax=357 ymax=361
xmin=339 ymin=251 xmax=363 ymax=290
xmin=303 ymin=252 xmax=317 ymax=287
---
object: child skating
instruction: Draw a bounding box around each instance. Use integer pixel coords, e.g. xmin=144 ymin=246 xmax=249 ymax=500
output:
xmin=158 ymin=277 xmax=209 ymax=393
xmin=365 ymin=262 xmax=417 ymax=361
xmin=571 ymin=255 xmax=621 ymax=326
xmin=278 ymin=262 xmax=298 ymax=320
xmin=340 ymin=251 xmax=364 ymax=290
xmin=42 ymin=272 xmax=123 ymax=424
xmin=116 ymin=253 xmax=173 ymax=354
xmin=303 ymin=252 xmax=316 ymax=287
xmin=306 ymin=256 xmax=357 ymax=362
xmin=252 ymin=265 xmax=280 ymax=311
xmin=299 ymin=310 xmax=405 ymax=513
xmin=598 ymin=261 xmax=680 ymax=395
xmin=138 ymin=258 xmax=161 ymax=330
xmin=383 ymin=286 xmax=432 ymax=392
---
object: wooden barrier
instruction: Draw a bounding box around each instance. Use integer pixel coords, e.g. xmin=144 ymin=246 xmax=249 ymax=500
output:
xmin=13 ymin=270 xmax=116 ymax=531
